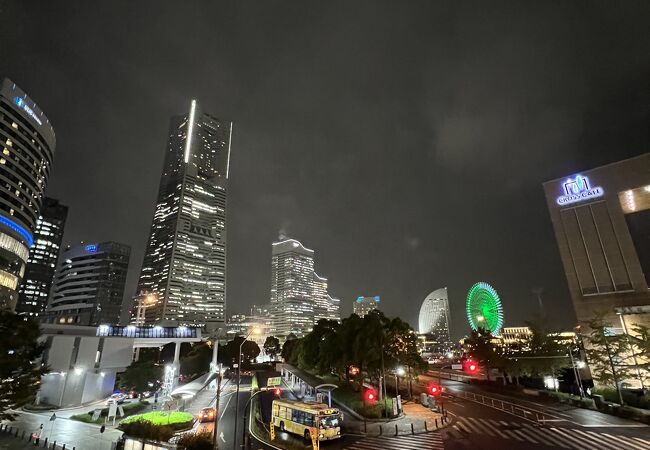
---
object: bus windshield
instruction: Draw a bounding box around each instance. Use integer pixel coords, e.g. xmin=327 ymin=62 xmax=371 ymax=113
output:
xmin=319 ymin=414 xmax=341 ymax=429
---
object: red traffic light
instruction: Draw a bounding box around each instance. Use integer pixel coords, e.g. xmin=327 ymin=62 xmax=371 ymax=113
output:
xmin=273 ymin=387 xmax=281 ymax=397
xmin=364 ymin=388 xmax=377 ymax=403
xmin=464 ymin=359 xmax=479 ymax=373
xmin=428 ymin=383 xmax=443 ymax=396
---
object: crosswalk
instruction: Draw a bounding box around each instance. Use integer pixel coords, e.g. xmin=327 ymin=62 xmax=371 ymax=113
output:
xmin=344 ymin=432 xmax=444 ymax=449
xmin=444 ymin=416 xmax=650 ymax=450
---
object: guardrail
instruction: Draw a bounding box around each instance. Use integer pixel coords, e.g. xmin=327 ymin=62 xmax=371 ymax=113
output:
xmin=428 ymin=370 xmax=475 ymax=383
xmin=446 ymin=388 xmax=558 ymax=424
xmin=0 ymin=422 xmax=104 ymax=450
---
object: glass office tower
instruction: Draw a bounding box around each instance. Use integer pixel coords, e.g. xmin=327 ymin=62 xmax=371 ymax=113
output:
xmin=135 ymin=100 xmax=231 ymax=330
xmin=0 ymin=78 xmax=56 ymax=309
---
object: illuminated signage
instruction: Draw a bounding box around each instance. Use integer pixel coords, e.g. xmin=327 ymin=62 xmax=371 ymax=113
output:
xmin=556 ymin=175 xmax=603 ymax=206
xmin=85 ymin=244 xmax=98 ymax=253
xmin=13 ymin=97 xmax=43 ymax=126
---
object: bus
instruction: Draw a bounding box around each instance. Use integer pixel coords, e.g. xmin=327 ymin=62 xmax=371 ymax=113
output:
xmin=271 ymin=399 xmax=342 ymax=441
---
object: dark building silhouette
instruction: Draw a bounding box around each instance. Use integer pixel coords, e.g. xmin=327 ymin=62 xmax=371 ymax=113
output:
xmin=16 ymin=197 xmax=68 ymax=316
xmin=44 ymin=241 xmax=130 ymax=325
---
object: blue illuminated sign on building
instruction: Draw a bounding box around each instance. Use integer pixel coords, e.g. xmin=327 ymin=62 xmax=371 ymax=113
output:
xmin=0 ymin=215 xmax=33 ymax=247
xmin=85 ymin=244 xmax=98 ymax=253
xmin=13 ymin=96 xmax=43 ymax=126
xmin=556 ymin=175 xmax=604 ymax=206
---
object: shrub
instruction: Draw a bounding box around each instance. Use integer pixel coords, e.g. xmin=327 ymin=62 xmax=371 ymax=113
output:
xmin=120 ymin=411 xmax=194 ymax=428
xmin=119 ymin=419 xmax=176 ymax=442
xmin=177 ymin=431 xmax=213 ymax=450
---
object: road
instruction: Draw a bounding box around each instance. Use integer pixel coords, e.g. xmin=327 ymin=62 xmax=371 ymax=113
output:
xmin=437 ymin=378 xmax=650 ymax=450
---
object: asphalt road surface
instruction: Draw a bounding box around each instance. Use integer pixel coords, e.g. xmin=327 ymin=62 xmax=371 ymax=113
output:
xmin=439 ymin=379 xmax=650 ymax=450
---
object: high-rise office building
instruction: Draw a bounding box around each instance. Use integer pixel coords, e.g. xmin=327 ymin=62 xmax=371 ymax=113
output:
xmin=0 ymin=78 xmax=56 ymax=309
xmin=16 ymin=197 xmax=67 ymax=316
xmin=269 ymin=238 xmax=340 ymax=336
xmin=313 ymin=273 xmax=341 ymax=322
xmin=543 ymin=154 xmax=650 ymax=334
xmin=418 ymin=288 xmax=452 ymax=354
xmin=270 ymin=239 xmax=316 ymax=337
xmin=45 ymin=241 xmax=130 ymax=326
xmin=353 ymin=296 xmax=380 ymax=317
xmin=135 ymin=100 xmax=231 ymax=330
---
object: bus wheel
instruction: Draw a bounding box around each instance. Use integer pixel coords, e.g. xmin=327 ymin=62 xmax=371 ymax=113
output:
xmin=304 ymin=430 xmax=311 ymax=442
xmin=279 ymin=421 xmax=285 ymax=431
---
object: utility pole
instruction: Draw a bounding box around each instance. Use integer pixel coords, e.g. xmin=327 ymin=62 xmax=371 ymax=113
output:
xmin=212 ymin=363 xmax=223 ymax=449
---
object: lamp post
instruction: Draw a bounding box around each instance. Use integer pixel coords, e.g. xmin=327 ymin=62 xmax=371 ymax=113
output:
xmin=395 ymin=367 xmax=405 ymax=397
xmin=210 ymin=328 xmax=225 ymax=449
xmin=233 ymin=328 xmax=260 ymax=448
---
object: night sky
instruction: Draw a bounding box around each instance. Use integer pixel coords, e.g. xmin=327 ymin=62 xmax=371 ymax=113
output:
xmin=2 ymin=1 xmax=650 ymax=338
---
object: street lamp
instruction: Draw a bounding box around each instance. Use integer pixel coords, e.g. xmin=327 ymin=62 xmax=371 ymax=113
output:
xmin=233 ymin=327 xmax=261 ymax=448
xmin=395 ymin=366 xmax=405 ymax=396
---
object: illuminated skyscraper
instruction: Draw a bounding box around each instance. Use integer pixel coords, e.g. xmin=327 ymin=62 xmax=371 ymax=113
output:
xmin=418 ymin=287 xmax=452 ymax=354
xmin=0 ymin=78 xmax=56 ymax=309
xmin=45 ymin=242 xmax=130 ymax=326
xmin=134 ymin=100 xmax=231 ymax=330
xmin=270 ymin=239 xmax=315 ymax=337
xmin=313 ymin=273 xmax=340 ymax=322
xmin=353 ymin=296 xmax=380 ymax=317
xmin=16 ymin=198 xmax=67 ymax=316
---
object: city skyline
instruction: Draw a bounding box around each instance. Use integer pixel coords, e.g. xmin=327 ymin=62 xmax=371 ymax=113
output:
xmin=2 ymin=2 xmax=650 ymax=337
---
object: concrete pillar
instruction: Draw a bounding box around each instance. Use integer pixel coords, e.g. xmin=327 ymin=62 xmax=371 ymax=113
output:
xmin=174 ymin=341 xmax=181 ymax=364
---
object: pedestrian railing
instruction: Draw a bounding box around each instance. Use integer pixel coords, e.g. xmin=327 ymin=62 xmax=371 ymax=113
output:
xmin=446 ymin=388 xmax=557 ymax=424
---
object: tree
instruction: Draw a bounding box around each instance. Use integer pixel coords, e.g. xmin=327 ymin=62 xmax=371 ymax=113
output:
xmin=0 ymin=311 xmax=46 ymax=420
xmin=217 ymin=336 xmax=260 ymax=366
xmin=180 ymin=342 xmax=212 ymax=376
xmin=263 ymin=336 xmax=281 ymax=360
xmin=119 ymin=360 xmax=162 ymax=392
xmin=464 ymin=328 xmax=505 ymax=381
xmin=585 ymin=312 xmax=634 ymax=403
xmin=281 ymin=337 xmax=301 ymax=364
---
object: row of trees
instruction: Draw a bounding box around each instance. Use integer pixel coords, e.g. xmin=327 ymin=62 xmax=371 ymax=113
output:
xmin=464 ymin=312 xmax=650 ymax=398
xmin=281 ymin=310 xmax=427 ymax=386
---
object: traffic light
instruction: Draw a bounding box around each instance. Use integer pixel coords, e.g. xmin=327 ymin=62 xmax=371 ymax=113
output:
xmin=273 ymin=387 xmax=281 ymax=397
xmin=364 ymin=388 xmax=377 ymax=403
xmin=465 ymin=359 xmax=479 ymax=374
xmin=427 ymin=383 xmax=444 ymax=396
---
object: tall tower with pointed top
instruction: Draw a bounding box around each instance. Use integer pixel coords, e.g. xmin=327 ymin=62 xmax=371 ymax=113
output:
xmin=134 ymin=100 xmax=232 ymax=330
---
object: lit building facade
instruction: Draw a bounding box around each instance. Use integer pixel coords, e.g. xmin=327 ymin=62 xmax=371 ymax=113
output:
xmin=353 ymin=296 xmax=380 ymax=318
xmin=0 ymin=78 xmax=56 ymax=309
xmin=418 ymin=288 xmax=452 ymax=354
xmin=313 ymin=273 xmax=341 ymax=322
xmin=543 ymin=154 xmax=650 ymax=334
xmin=45 ymin=242 xmax=131 ymax=326
xmin=17 ymin=198 xmax=67 ymax=317
xmin=270 ymin=239 xmax=316 ymax=338
xmin=134 ymin=100 xmax=231 ymax=330
xmin=268 ymin=238 xmax=339 ymax=337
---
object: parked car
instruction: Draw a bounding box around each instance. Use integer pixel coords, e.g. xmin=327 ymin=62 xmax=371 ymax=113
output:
xmin=198 ymin=407 xmax=216 ymax=423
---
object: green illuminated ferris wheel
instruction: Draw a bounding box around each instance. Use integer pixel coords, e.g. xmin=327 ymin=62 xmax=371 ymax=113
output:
xmin=466 ymin=282 xmax=504 ymax=335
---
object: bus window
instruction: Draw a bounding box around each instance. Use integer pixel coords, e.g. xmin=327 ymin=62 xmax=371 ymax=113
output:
xmin=304 ymin=413 xmax=314 ymax=427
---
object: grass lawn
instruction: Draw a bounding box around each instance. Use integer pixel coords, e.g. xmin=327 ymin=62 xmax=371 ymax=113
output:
xmin=120 ymin=411 xmax=194 ymax=426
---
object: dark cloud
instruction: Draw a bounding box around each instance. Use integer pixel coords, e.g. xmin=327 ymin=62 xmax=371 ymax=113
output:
xmin=1 ymin=0 xmax=649 ymax=337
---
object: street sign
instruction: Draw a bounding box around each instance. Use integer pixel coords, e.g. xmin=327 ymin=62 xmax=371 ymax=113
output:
xmin=267 ymin=376 xmax=281 ymax=387
xmin=451 ymin=364 xmax=463 ymax=370
xmin=233 ymin=364 xmax=239 ymax=368
xmin=118 ymin=406 xmax=125 ymax=417
xmin=108 ymin=403 xmax=117 ymax=419
xmin=91 ymin=409 xmax=101 ymax=421
xmin=270 ymin=422 xmax=275 ymax=441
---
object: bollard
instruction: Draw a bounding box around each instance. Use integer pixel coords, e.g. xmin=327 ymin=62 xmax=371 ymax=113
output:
xmin=21 ymin=430 xmax=25 ymax=439
xmin=53 ymin=441 xmax=57 ymax=449
xmin=424 ymin=420 xmax=428 ymax=432
xmin=364 ymin=421 xmax=367 ymax=433
xmin=15 ymin=428 xmax=19 ymax=437
xmin=379 ymin=425 xmax=382 ymax=435
xmin=8 ymin=427 xmax=12 ymax=434
xmin=62 ymin=444 xmax=66 ymax=449
xmin=395 ymin=424 xmax=398 ymax=436
xmin=411 ymin=423 xmax=414 ymax=434
xmin=43 ymin=437 xmax=48 ymax=447
xmin=435 ymin=418 xmax=438 ymax=428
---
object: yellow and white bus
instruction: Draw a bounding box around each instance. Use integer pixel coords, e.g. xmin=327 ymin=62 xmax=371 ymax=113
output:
xmin=272 ymin=399 xmax=342 ymax=441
